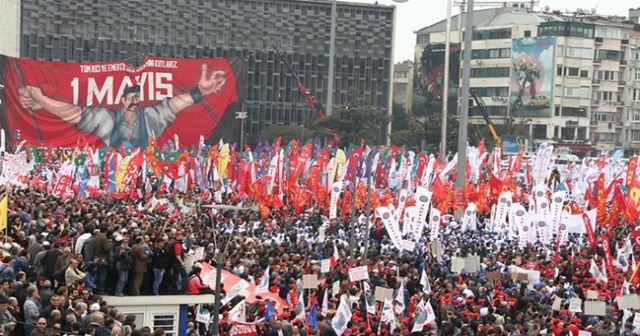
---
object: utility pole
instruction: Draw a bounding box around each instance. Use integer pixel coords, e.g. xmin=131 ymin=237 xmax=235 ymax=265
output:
xmin=211 ymin=250 xmax=223 ymax=336
xmin=454 ymin=0 xmax=474 ymax=221
xmin=440 ymin=0 xmax=453 ymax=163
xmin=326 ymin=0 xmax=337 ymax=116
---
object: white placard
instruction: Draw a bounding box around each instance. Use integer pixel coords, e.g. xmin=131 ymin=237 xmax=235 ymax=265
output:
xmin=584 ymin=301 xmax=605 ymax=316
xmin=194 ymin=247 xmax=205 ymax=261
xmin=569 ymin=298 xmax=582 ymax=312
xmin=348 ymin=266 xmax=369 ymax=282
xmin=321 ymin=259 xmax=331 ymax=273
xmin=332 ymin=281 xmax=341 ymax=297
xmin=634 ymin=312 xmax=640 ymax=329
xmin=402 ymin=240 xmax=415 ymax=252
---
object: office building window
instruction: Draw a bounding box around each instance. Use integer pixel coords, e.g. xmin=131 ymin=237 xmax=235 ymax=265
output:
xmin=563 ymin=87 xmax=590 ymax=98
xmin=471 ymin=28 xmax=511 ymax=40
xmin=594 ymin=91 xmax=619 ymax=102
xmin=598 ymin=133 xmax=615 ymax=142
xmin=580 ymin=70 xmax=589 ymax=78
xmin=595 ymin=70 xmax=619 ymax=81
xmin=562 ymin=107 xmax=587 ymax=117
xmin=565 ymin=47 xmax=592 ymax=59
xmin=471 ymin=48 xmax=511 ymax=59
xmin=533 ymin=125 xmax=547 ymax=139
xmin=524 ymin=30 xmax=531 ymax=38
xmin=632 ymin=130 xmax=640 ymax=142
xmin=470 ymin=67 xmax=510 ymax=78
xmin=472 ymin=87 xmax=509 ymax=97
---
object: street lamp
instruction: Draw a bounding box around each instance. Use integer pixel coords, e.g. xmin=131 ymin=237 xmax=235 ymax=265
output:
xmin=235 ymin=111 xmax=248 ymax=149
xmin=525 ymin=118 xmax=534 ymax=152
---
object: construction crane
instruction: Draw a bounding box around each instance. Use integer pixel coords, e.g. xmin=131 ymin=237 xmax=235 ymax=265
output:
xmin=469 ymin=90 xmax=502 ymax=148
xmin=271 ymin=45 xmax=326 ymax=118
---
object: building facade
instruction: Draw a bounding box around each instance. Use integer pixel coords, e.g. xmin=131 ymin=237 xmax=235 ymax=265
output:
xmin=414 ymin=4 xmax=640 ymax=155
xmin=2 ymin=0 xmax=394 ymax=143
xmin=393 ymin=60 xmax=413 ymax=113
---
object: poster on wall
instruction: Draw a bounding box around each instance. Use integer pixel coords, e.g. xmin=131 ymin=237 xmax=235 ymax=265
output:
xmin=413 ymin=43 xmax=461 ymax=115
xmin=0 ymin=55 xmax=246 ymax=148
xmin=510 ymin=36 xmax=555 ymax=118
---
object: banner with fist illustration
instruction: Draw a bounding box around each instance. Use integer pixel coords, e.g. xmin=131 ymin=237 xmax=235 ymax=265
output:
xmin=0 ymin=55 xmax=246 ymax=148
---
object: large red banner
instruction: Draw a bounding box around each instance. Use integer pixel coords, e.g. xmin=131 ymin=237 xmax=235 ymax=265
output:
xmin=0 ymin=55 xmax=245 ymax=148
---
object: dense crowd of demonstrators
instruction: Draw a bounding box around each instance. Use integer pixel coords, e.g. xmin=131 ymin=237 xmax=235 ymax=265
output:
xmin=0 ymin=141 xmax=639 ymax=336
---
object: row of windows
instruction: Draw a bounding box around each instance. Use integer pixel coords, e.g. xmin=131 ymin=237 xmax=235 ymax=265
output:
xmin=556 ymin=66 xmax=589 ymax=78
xmin=472 ymin=87 xmax=509 ymax=97
xmin=595 ymin=49 xmax=623 ymax=61
xmin=553 ymin=126 xmax=588 ymax=141
xmin=595 ymin=70 xmax=622 ymax=81
xmin=538 ymin=22 xmax=595 ymax=39
xmin=593 ymin=91 xmax=621 ymax=102
xmin=594 ymin=112 xmax=619 ymax=122
xmin=471 ymin=28 xmax=512 ymax=40
xmin=556 ymin=86 xmax=590 ymax=99
xmin=554 ymin=106 xmax=587 ymax=117
xmin=470 ymin=48 xmax=511 ymax=60
xmin=595 ymin=27 xmax=629 ymax=40
xmin=470 ymin=67 xmax=510 ymax=78
xmin=556 ymin=46 xmax=592 ymax=59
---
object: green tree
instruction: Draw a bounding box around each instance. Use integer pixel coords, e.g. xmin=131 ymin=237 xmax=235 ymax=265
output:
xmin=258 ymin=124 xmax=312 ymax=144
xmin=310 ymin=89 xmax=387 ymax=145
xmin=390 ymin=103 xmax=425 ymax=150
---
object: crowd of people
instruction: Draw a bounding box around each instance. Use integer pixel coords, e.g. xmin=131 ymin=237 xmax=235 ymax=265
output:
xmin=0 ymin=142 xmax=638 ymax=336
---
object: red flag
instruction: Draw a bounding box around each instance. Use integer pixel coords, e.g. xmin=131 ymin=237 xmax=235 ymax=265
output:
xmin=631 ymin=230 xmax=640 ymax=247
xmin=583 ymin=214 xmax=597 ymax=250
xmin=601 ymin=235 xmax=616 ymax=281
xmin=626 ymin=156 xmax=638 ymax=188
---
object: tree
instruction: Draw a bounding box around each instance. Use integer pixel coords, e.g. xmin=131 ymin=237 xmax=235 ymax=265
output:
xmin=390 ymin=103 xmax=425 ymax=150
xmin=309 ymin=89 xmax=387 ymax=145
xmin=258 ymin=124 xmax=312 ymax=144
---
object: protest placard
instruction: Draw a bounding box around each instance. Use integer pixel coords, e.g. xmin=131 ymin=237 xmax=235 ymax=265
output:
xmin=375 ymin=287 xmax=394 ymax=302
xmin=321 ymin=259 xmax=331 ymax=273
xmin=303 ymin=274 xmax=318 ymax=289
xmin=584 ymin=301 xmax=605 ymax=316
xmin=349 ymin=266 xmax=369 ymax=282
xmin=568 ymin=298 xmax=582 ymax=312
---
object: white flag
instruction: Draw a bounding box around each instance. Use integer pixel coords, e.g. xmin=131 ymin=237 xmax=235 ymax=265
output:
xmin=411 ymin=299 xmax=436 ymax=333
xmin=394 ymin=283 xmax=405 ymax=315
xmin=228 ymin=300 xmax=246 ymax=322
xmin=321 ymin=288 xmax=329 ymax=317
xmin=294 ymin=288 xmax=306 ymax=320
xmin=254 ymin=266 xmax=270 ymax=294
xmin=381 ymin=299 xmax=397 ymax=334
xmin=589 ymin=259 xmax=606 ymax=283
xmin=420 ymin=269 xmax=431 ymax=295
xmin=331 ymin=296 xmax=352 ymax=336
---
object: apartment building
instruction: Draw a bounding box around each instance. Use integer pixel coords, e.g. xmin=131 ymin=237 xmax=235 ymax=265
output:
xmin=414 ymin=4 xmax=640 ymax=155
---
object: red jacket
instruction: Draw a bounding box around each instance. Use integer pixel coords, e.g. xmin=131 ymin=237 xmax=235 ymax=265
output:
xmin=187 ymin=274 xmax=209 ymax=294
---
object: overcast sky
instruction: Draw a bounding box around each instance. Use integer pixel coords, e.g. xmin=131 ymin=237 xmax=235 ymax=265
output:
xmin=345 ymin=0 xmax=638 ymax=62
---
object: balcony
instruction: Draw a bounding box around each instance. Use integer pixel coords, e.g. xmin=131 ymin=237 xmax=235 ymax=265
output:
xmin=621 ymin=60 xmax=628 ymax=66
xmin=592 ymin=79 xmax=600 ymax=85
xmin=591 ymin=100 xmax=600 ymax=105
xmin=619 ymin=80 xmax=627 ymax=86
xmin=595 ymin=37 xmax=603 ymax=43
xmin=590 ymin=119 xmax=598 ymax=125
xmin=622 ymin=39 xmax=629 ymax=45
xmin=593 ymin=58 xmax=601 ymax=64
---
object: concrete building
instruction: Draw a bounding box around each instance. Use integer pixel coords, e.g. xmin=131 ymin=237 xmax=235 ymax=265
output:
xmin=414 ymin=4 xmax=640 ymax=155
xmin=393 ymin=60 xmax=414 ymax=113
xmin=1 ymin=0 xmax=394 ymax=143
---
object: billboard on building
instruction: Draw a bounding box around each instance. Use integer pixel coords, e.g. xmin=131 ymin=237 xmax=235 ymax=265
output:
xmin=0 ymin=55 xmax=246 ymax=148
xmin=510 ymin=36 xmax=555 ymax=118
xmin=413 ymin=43 xmax=461 ymax=115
